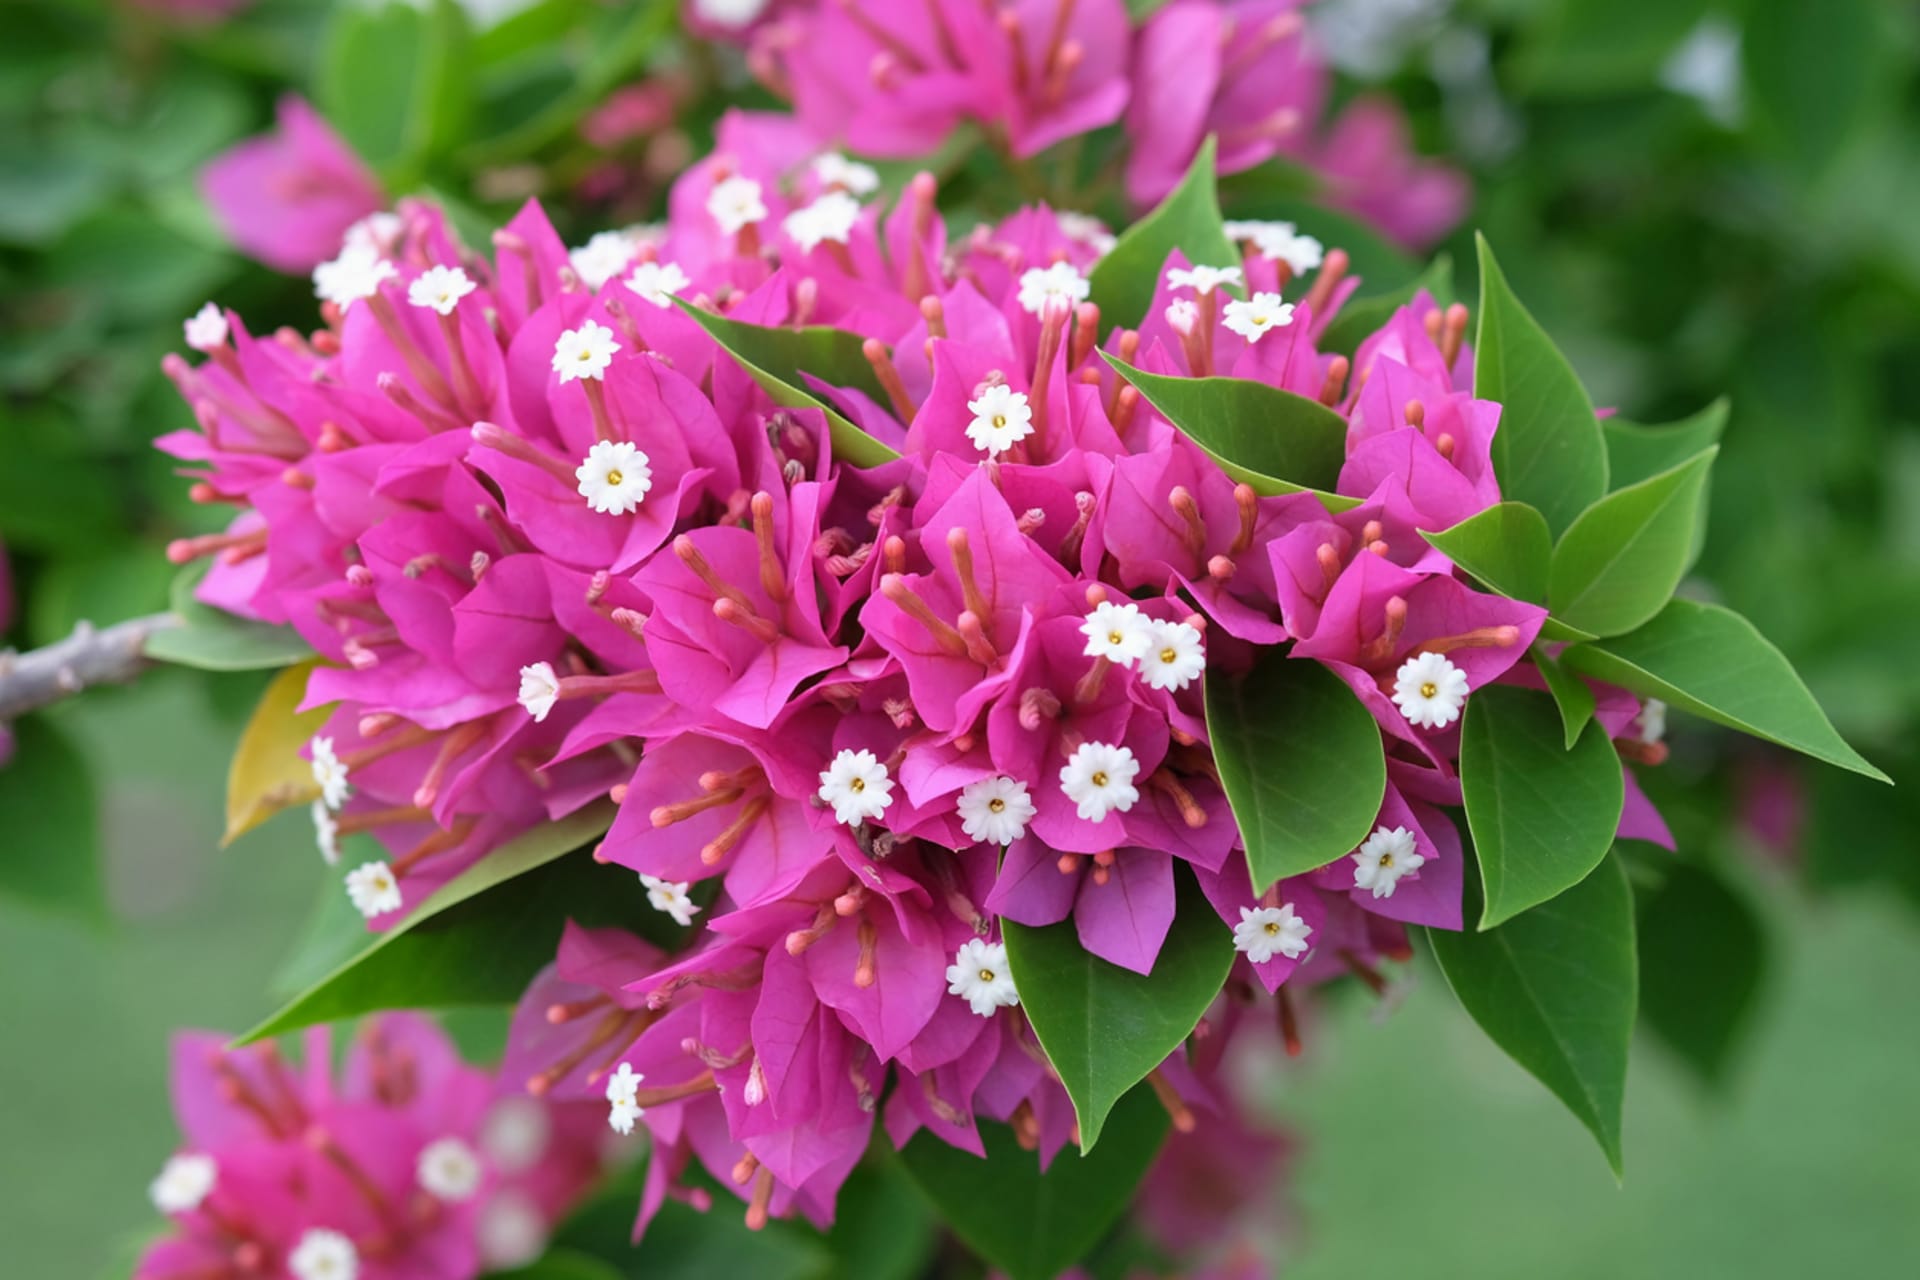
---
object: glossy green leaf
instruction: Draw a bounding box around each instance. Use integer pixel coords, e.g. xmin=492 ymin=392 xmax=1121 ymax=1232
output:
xmin=1473 ymin=234 xmax=1609 ymax=537
xmin=1089 ymin=136 xmax=1239 ymax=327
xmin=145 ymin=563 xmax=313 ymax=672
xmin=1100 ymin=353 xmax=1349 ymax=494
xmin=1428 ymin=850 xmax=1637 ymax=1176
xmin=898 ymin=1086 xmax=1168 ymax=1280
xmin=1532 ymin=645 xmax=1598 ymax=750
xmin=1421 ymin=501 xmax=1553 ymax=603
xmin=1003 ymin=868 xmax=1232 ymax=1151
xmin=485 ymin=1250 xmax=626 ymax=1280
xmin=1603 ymin=399 xmax=1729 ymax=490
xmin=1635 ymin=859 xmax=1767 ymax=1087
xmin=1318 ymin=253 xmax=1455 ymax=357
xmin=823 ymin=1155 xmax=939 ymax=1280
xmin=1562 ymin=599 xmax=1889 ymax=783
xmin=552 ymin=1170 xmax=833 ymax=1280
xmin=1207 ymin=655 xmax=1386 ymax=892
xmin=1548 ymin=448 xmax=1717 ymax=637
xmin=675 ymin=302 xmax=901 ymax=468
xmin=1460 ymin=685 xmax=1624 ymax=929
xmin=0 ymin=715 xmax=105 ymax=922
xmin=319 ymin=0 xmax=472 ymax=179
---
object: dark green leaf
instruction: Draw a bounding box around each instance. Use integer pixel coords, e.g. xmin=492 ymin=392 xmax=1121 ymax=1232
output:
xmin=1421 ymin=501 xmax=1552 ymax=603
xmin=1602 ymin=399 xmax=1729 ymax=490
xmin=1089 ymin=136 xmax=1239 ymax=328
xmin=1473 ymin=234 xmax=1609 ymax=537
xmin=1635 ymin=860 xmax=1767 ymax=1087
xmin=1207 ymin=656 xmax=1386 ymax=892
xmin=1003 ymin=868 xmax=1232 ymax=1151
xmin=0 ymin=715 xmax=105 ymax=922
xmin=1318 ymin=254 xmax=1454 ymax=358
xmin=1428 ymin=850 xmax=1637 ymax=1175
xmin=485 ymin=1248 xmax=627 ymax=1280
xmin=144 ymin=563 xmax=313 ymax=672
xmin=1563 ymin=600 xmax=1888 ymax=783
xmin=824 ymin=1153 xmax=939 ymax=1280
xmin=1533 ymin=645 xmax=1597 ymax=751
xmin=1461 ymin=684 xmax=1624 ymax=929
xmin=1100 ymin=353 xmax=1349 ymax=496
xmin=898 ymin=1086 xmax=1169 ymax=1280
xmin=1549 ymin=448 xmax=1717 ymax=637
xmin=1743 ymin=0 xmax=1889 ymax=178
xmin=1513 ymin=0 xmax=1712 ymax=97
xmin=552 ymin=1168 xmax=832 ymax=1280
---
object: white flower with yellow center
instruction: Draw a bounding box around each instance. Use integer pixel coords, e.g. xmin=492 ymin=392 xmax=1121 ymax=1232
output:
xmin=183 ymin=303 xmax=228 ymax=351
xmin=310 ymin=735 xmax=351 ymax=810
xmin=289 ymin=1228 xmax=359 ymax=1280
xmin=956 ymin=776 xmax=1036 ymax=846
xmin=569 ymin=231 xmax=636 ymax=290
xmin=1222 ymin=292 xmax=1296 ymax=342
xmin=641 ymin=874 xmax=700 ymax=927
xmin=345 ymin=861 xmax=402 ymax=919
xmin=312 ymin=246 xmax=396 ymax=311
xmin=517 ymin=661 xmax=560 ymax=722
xmin=1233 ymin=903 xmax=1313 ymax=964
xmin=1352 ymin=825 xmax=1425 ymax=898
xmin=811 ymin=151 xmax=880 ymax=195
xmin=946 ymin=938 xmax=1019 ymax=1017
xmin=1391 ymin=651 xmax=1469 ymax=729
xmin=626 ymin=260 xmax=691 ymax=309
xmin=818 ymin=748 xmax=894 ymax=825
xmin=480 ymin=1098 xmax=550 ymax=1175
xmin=574 ymin=440 xmax=652 ymax=515
xmin=416 ymin=1137 xmax=484 ymax=1202
xmin=1016 ymin=262 xmax=1091 ymax=316
xmin=407 ymin=265 xmax=475 ymax=315
xmin=150 ymin=1153 xmax=217 ymax=1215
xmin=312 ymin=800 xmax=340 ymax=866
xmin=1080 ymin=600 xmax=1153 ymax=666
xmin=1252 ymin=226 xmax=1325 ymax=275
xmin=551 ymin=320 xmax=620 ymax=383
xmin=707 ymin=175 xmax=768 ymax=236
xmin=605 ymin=1062 xmax=644 ymax=1135
xmin=964 ymin=384 xmax=1034 ymax=457
xmin=782 ymin=191 xmax=862 ymax=253
xmin=1059 ymin=741 xmax=1141 ymax=822
xmin=1140 ymin=619 xmax=1206 ymax=692
xmin=1166 ymin=263 xmax=1244 ymax=295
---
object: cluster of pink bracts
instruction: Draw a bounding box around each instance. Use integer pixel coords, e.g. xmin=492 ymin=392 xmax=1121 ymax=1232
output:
xmin=156 ymin=106 xmax=1669 ymax=1258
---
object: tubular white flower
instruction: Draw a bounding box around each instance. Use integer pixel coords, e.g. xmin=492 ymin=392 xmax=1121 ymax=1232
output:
xmin=416 ymin=1137 xmax=484 ymax=1202
xmin=1391 ymin=652 xmax=1470 ymax=729
xmin=1166 ymin=264 xmax=1244 ymax=295
xmin=1080 ymin=600 xmax=1153 ymax=666
xmin=477 ymin=1190 xmax=548 ymax=1270
xmin=946 ymin=938 xmax=1019 ymax=1016
xmin=956 ymin=776 xmax=1037 ymax=846
xmin=1163 ymin=298 xmax=1199 ymax=336
xmin=1252 ymin=226 xmax=1325 ymax=275
xmin=606 ymin=1062 xmax=644 ymax=1134
xmin=312 ymin=800 xmax=340 ymax=866
xmin=574 ymin=440 xmax=653 ymax=515
xmin=345 ymin=861 xmax=402 ymax=919
xmin=811 ymin=151 xmax=880 ymax=195
xmin=707 ymin=175 xmax=768 ymax=235
xmin=312 ymin=246 xmax=396 ymax=311
xmin=568 ymin=231 xmax=636 ymax=291
xmin=1635 ymin=698 xmax=1667 ymax=745
xmin=551 ymin=320 xmax=621 ymax=383
xmin=341 ymin=211 xmax=402 ymax=256
xmin=1057 ymin=210 xmax=1117 ymax=256
xmin=407 ymin=265 xmax=476 ymax=315
xmin=1140 ymin=619 xmax=1206 ymax=692
xmin=1059 ymin=741 xmax=1141 ymax=822
xmin=289 ymin=1228 xmax=359 ymax=1280
xmin=1233 ymin=903 xmax=1313 ymax=964
xmin=782 ymin=191 xmax=862 ymax=253
xmin=964 ymin=384 xmax=1035 ymax=457
xmin=517 ymin=662 xmax=560 ymax=722
xmin=818 ymin=748 xmax=894 ymax=826
xmin=183 ymin=303 xmax=228 ymax=351
xmin=641 ymin=873 xmax=701 ymax=927
xmin=1352 ymin=825 xmax=1425 ymax=898
xmin=626 ymin=260 xmax=691 ymax=309
xmin=150 ymin=1153 xmax=217 ymax=1215
xmin=1016 ymin=261 xmax=1091 ymax=316
xmin=310 ymin=735 xmax=351 ymax=810
xmin=480 ymin=1098 xmax=550 ymax=1175
xmin=1221 ymin=292 xmax=1296 ymax=342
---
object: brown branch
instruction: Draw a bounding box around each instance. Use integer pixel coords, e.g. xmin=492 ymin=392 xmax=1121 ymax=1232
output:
xmin=0 ymin=613 xmax=182 ymax=723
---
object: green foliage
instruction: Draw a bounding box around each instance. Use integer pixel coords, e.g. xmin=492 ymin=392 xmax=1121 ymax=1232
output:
xmin=144 ymin=564 xmax=312 ymax=672
xmin=1633 ymin=857 xmax=1767 ymax=1087
xmin=1421 ymin=501 xmax=1553 ymax=604
xmin=1532 ymin=644 xmax=1598 ymax=750
xmin=549 ymin=1165 xmax=834 ymax=1280
xmin=318 ymin=0 xmax=474 ymax=184
xmin=1548 ymin=448 xmax=1717 ymax=636
xmin=1090 ymin=137 xmax=1240 ymax=327
xmin=1318 ymin=253 xmax=1455 ymax=357
xmin=0 ymin=715 xmax=104 ymax=922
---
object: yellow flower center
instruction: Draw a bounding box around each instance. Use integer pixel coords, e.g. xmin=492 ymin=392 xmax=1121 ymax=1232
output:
xmin=989 ymin=797 xmax=1005 ymax=812
xmin=1263 ymin=921 xmax=1282 ymax=936
xmin=1091 ymin=770 xmax=1108 ymax=787
xmin=1420 ymin=681 xmax=1438 ymax=698
xmin=993 ymin=414 xmax=1007 ymax=429
xmin=606 ymin=469 xmax=624 ymax=485
xmin=1379 ymin=853 xmax=1394 ymax=868
xmin=850 ymin=778 xmax=865 ymax=792
xmin=978 ymin=968 xmax=996 ymax=982
xmin=1160 ymin=647 xmax=1177 ymax=664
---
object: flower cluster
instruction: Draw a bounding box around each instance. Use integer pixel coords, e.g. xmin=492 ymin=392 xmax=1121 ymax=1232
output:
xmin=136 ymin=1015 xmax=605 ymax=1280
xmin=160 ymin=108 xmax=1670 ymax=1234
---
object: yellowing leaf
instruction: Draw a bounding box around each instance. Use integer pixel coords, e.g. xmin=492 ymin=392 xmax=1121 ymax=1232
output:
xmin=224 ymin=661 xmax=333 ymax=845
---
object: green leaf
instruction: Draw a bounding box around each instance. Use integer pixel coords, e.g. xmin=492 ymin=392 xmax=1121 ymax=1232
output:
xmin=1460 ymin=685 xmax=1624 ymax=929
xmin=1318 ymin=253 xmax=1454 ymax=357
xmin=1533 ymin=646 xmax=1597 ymax=751
xmin=1089 ymin=136 xmax=1239 ymax=328
xmin=823 ymin=1154 xmax=939 ymax=1280
xmin=1602 ymin=399 xmax=1729 ymax=490
xmin=239 ymin=803 xmax=625 ymax=1042
xmin=898 ymin=1086 xmax=1169 ymax=1280
xmin=1634 ymin=859 xmax=1767 ymax=1087
xmin=1742 ymin=0 xmax=1889 ymax=179
xmin=1428 ymin=850 xmax=1637 ymax=1176
xmin=1100 ymin=353 xmax=1349 ymax=495
xmin=1421 ymin=501 xmax=1553 ymax=604
xmin=673 ymin=302 xmax=901 ymax=468
xmin=145 ymin=563 xmax=313 ymax=672
xmin=0 ymin=715 xmax=105 ymax=922
xmin=1548 ymin=448 xmax=1717 ymax=637
xmin=552 ymin=1169 xmax=832 ymax=1280
xmin=1003 ymin=867 xmax=1232 ymax=1151
xmin=485 ymin=1249 xmax=626 ymax=1280
xmin=1206 ymin=655 xmax=1386 ymax=892
xmin=319 ymin=0 xmax=472 ymax=180
xmin=224 ymin=661 xmax=332 ymax=845
xmin=1562 ymin=599 xmax=1889 ymax=783
xmin=1473 ymin=233 xmax=1609 ymax=537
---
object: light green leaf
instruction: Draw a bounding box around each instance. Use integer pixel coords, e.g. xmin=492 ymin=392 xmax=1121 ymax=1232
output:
xmin=1634 ymin=859 xmax=1767 ymax=1087
xmin=1428 ymin=850 xmax=1637 ymax=1177
xmin=1602 ymin=399 xmax=1729 ymax=489
xmin=1473 ymin=234 xmax=1609 ymax=536
xmin=1089 ymin=136 xmax=1239 ymax=328
xmin=1533 ymin=645 xmax=1597 ymax=751
xmin=1318 ymin=253 xmax=1455 ymax=357
xmin=1207 ymin=656 xmax=1386 ymax=892
xmin=484 ymin=1249 xmax=627 ymax=1280
xmin=1742 ymin=0 xmax=1889 ymax=179
xmin=1421 ymin=501 xmax=1553 ymax=604
xmin=0 ymin=715 xmax=105 ymax=922
xmin=1460 ymin=684 xmax=1624 ymax=929
xmin=1562 ymin=599 xmax=1889 ymax=783
xmin=1549 ymin=448 xmax=1717 ymax=637
xmin=145 ymin=563 xmax=313 ymax=672
xmin=1003 ymin=868 xmax=1232 ymax=1151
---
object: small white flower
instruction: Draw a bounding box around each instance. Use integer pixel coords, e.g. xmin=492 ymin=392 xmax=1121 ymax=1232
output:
xmin=517 ymin=662 xmax=560 ymax=722
xmin=416 ymin=1137 xmax=484 ymax=1203
xmin=569 ymin=230 xmax=637 ymax=290
xmin=477 ymin=1190 xmax=548 ymax=1270
xmin=1056 ymin=210 xmax=1117 ymax=256
xmin=574 ymin=439 xmax=653 ymax=515
xmin=480 ymin=1098 xmax=550 ymax=1175
xmin=149 ymin=1153 xmax=217 ymax=1215
xmin=964 ymin=384 xmax=1034 ymax=457
xmin=341 ymin=211 xmax=402 ymax=256
xmin=1391 ymin=651 xmax=1470 ymax=729
xmin=1222 ymin=219 xmax=1281 ymax=242
xmin=312 ymin=800 xmax=340 ymax=866
xmin=1233 ymin=903 xmax=1313 ymax=965
xmin=551 ymin=320 xmax=621 ymax=383
xmin=1221 ymin=292 xmax=1296 ymax=342
xmin=345 ymin=861 xmax=402 ymax=919
xmin=1352 ymin=825 xmax=1425 ymax=899
xmin=811 ymin=151 xmax=880 ymax=196
xmin=1251 ymin=226 xmax=1324 ymax=275
xmin=289 ymin=1228 xmax=359 ymax=1280
xmin=312 ymin=246 xmax=397 ymax=311
xmin=1016 ymin=261 xmax=1091 ymax=316
xmin=183 ymin=303 xmax=228 ymax=351
xmin=956 ymin=776 xmax=1037 ymax=846
xmin=625 ymin=260 xmax=691 ymax=309
xmin=1059 ymin=741 xmax=1141 ymax=822
xmin=641 ymin=874 xmax=700 ymax=927
xmin=310 ymin=735 xmax=351 ymax=810
xmin=1635 ymin=698 xmax=1667 ymax=746
xmin=782 ymin=191 xmax=862 ymax=253
xmin=707 ymin=175 xmax=768 ymax=236
xmin=1140 ymin=619 xmax=1205 ymax=692
xmin=1166 ymin=263 xmax=1244 ymax=295
xmin=1163 ymin=297 xmax=1199 ymax=336
xmin=946 ymin=938 xmax=1020 ymax=1017
xmin=818 ymin=748 xmax=894 ymax=826
xmin=1080 ymin=600 xmax=1153 ymax=666
xmin=407 ymin=265 xmax=476 ymax=315
xmin=606 ymin=1062 xmax=644 ymax=1134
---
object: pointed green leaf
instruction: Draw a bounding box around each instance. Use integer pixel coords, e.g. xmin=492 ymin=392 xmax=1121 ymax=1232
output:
xmin=1473 ymin=234 xmax=1609 ymax=536
xmin=1100 ymin=353 xmax=1350 ymax=496
xmin=1562 ymin=599 xmax=1889 ymax=782
xmin=897 ymin=1087 xmax=1168 ymax=1280
xmin=484 ymin=1250 xmax=626 ymax=1280
xmin=1461 ymin=684 xmax=1624 ymax=929
xmin=1421 ymin=501 xmax=1553 ymax=603
xmin=1534 ymin=645 xmax=1597 ymax=750
xmin=1548 ymin=448 xmax=1717 ymax=637
xmin=0 ymin=715 xmax=105 ymax=922
xmin=1428 ymin=850 xmax=1636 ymax=1176
xmin=1634 ymin=859 xmax=1767 ymax=1087
xmin=1089 ymin=136 xmax=1239 ymax=328
xmin=1318 ymin=253 xmax=1455 ymax=357
xmin=674 ymin=302 xmax=901 ymax=467
xmin=1003 ymin=868 xmax=1232 ymax=1151
xmin=146 ymin=562 xmax=313 ymax=672
xmin=1206 ymin=656 xmax=1386 ymax=892
xmin=1602 ymin=399 xmax=1729 ymax=490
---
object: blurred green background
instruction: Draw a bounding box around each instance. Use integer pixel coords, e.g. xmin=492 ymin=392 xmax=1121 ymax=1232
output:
xmin=3 ymin=0 xmax=1918 ymax=1276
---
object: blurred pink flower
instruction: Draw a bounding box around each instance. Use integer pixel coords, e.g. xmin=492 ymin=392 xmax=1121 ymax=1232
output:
xmin=200 ymin=96 xmax=385 ymax=273
xmin=1313 ymin=96 xmax=1469 ymax=251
